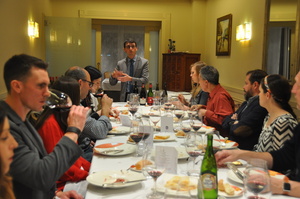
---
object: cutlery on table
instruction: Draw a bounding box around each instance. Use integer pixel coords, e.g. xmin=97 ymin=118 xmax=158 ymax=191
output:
xmin=101 ymin=149 xmax=124 ymax=154
xmin=101 ymin=179 xmax=146 ymax=187
xmin=227 ymin=163 xmax=244 ymax=181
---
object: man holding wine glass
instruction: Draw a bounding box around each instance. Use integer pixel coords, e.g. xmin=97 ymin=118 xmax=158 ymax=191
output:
xmin=0 ymin=54 xmax=89 ymax=199
xmin=65 ymin=66 xmax=113 ymax=141
xmin=215 ymin=71 xmax=300 ymax=198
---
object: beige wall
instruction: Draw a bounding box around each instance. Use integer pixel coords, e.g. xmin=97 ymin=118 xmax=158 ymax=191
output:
xmin=0 ymin=0 xmax=52 ymax=98
xmin=0 ymin=0 xmax=267 ymax=104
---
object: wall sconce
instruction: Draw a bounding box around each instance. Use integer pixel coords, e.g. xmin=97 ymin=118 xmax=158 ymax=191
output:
xmin=236 ymin=23 xmax=251 ymax=41
xmin=28 ymin=21 xmax=39 ymax=38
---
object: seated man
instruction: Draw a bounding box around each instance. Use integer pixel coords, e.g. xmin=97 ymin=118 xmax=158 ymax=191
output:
xmin=192 ymin=65 xmax=235 ymax=137
xmin=222 ymin=69 xmax=268 ymax=150
xmin=65 ymin=66 xmax=113 ymax=141
xmin=215 ymin=72 xmax=300 ymax=198
xmin=2 ymin=54 xmax=88 ymax=198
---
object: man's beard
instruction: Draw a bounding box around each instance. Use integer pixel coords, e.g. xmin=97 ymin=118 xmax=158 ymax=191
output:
xmin=244 ymin=90 xmax=252 ymax=101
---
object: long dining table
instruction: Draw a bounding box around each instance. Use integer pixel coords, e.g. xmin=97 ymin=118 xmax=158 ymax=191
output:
xmin=83 ymin=100 xmax=298 ymax=199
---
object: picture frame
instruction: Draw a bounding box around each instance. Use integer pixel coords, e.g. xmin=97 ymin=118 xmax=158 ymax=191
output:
xmin=216 ymin=14 xmax=232 ymax=56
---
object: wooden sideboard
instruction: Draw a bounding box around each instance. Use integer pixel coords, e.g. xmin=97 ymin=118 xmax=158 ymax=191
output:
xmin=162 ymin=53 xmax=201 ymax=92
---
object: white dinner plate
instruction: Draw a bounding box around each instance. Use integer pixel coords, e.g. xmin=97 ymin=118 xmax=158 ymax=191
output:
xmin=108 ymin=126 xmax=131 ymax=135
xmin=150 ymin=146 xmax=189 ymax=160
xmin=87 ymin=170 xmax=146 ymax=188
xmin=156 ymin=173 xmax=198 ymax=196
xmin=227 ymin=167 xmax=285 ymax=184
xmin=153 ymin=133 xmax=176 ymax=142
xmin=94 ymin=143 xmax=136 ymax=156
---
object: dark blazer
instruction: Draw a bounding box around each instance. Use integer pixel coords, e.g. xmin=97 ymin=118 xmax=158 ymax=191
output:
xmin=222 ymin=96 xmax=268 ymax=150
xmin=109 ymin=56 xmax=149 ymax=102
xmin=0 ymin=101 xmax=82 ymax=199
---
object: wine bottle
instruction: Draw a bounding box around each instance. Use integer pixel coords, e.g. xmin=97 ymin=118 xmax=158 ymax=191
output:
xmin=155 ymin=82 xmax=159 ymax=91
xmin=199 ymin=133 xmax=218 ymax=199
xmin=161 ymin=82 xmax=168 ymax=104
xmin=139 ymin=83 xmax=147 ymax=106
xmin=147 ymin=83 xmax=153 ymax=106
xmin=133 ymin=81 xmax=139 ymax=94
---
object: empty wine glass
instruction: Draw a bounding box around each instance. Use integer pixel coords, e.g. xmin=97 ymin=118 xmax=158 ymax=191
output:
xmin=128 ymin=94 xmax=140 ymax=120
xmin=185 ymin=133 xmax=202 ymax=177
xmin=45 ymin=89 xmax=72 ymax=110
xmin=149 ymin=106 xmax=161 ymax=134
xmin=244 ymin=158 xmax=271 ymax=199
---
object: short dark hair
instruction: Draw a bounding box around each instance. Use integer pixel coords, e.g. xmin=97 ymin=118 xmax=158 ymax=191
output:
xmin=200 ymin=65 xmax=219 ymax=85
xmin=84 ymin=66 xmax=102 ymax=81
xmin=4 ymin=54 xmax=48 ymax=93
xmin=246 ymin=69 xmax=268 ymax=84
xmin=123 ymin=39 xmax=137 ymax=48
xmin=65 ymin=66 xmax=87 ymax=81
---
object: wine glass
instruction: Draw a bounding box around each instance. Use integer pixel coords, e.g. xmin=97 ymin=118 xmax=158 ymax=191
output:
xmin=174 ymin=109 xmax=184 ymax=123
xmin=45 ymin=89 xmax=72 ymax=110
xmin=128 ymin=94 xmax=140 ymax=120
xmin=244 ymin=158 xmax=271 ymax=199
xmin=190 ymin=116 xmax=203 ymax=134
xmin=129 ymin=120 xmax=146 ymax=157
xmin=181 ymin=120 xmax=192 ymax=134
xmin=185 ymin=133 xmax=202 ymax=177
xmin=149 ymin=106 xmax=161 ymax=134
xmin=145 ymin=160 xmax=165 ymax=199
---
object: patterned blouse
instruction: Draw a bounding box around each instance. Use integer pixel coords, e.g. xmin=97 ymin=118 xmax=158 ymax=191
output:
xmin=254 ymin=113 xmax=298 ymax=152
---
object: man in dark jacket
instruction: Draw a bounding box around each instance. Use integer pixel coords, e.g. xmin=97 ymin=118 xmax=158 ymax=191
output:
xmin=222 ymin=69 xmax=268 ymax=150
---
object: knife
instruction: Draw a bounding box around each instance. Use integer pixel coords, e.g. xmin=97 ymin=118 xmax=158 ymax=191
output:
xmin=227 ymin=163 xmax=244 ymax=181
xmin=101 ymin=149 xmax=124 ymax=154
xmin=102 ymin=179 xmax=146 ymax=187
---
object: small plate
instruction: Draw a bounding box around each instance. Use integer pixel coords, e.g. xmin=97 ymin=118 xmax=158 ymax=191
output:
xmin=108 ymin=126 xmax=131 ymax=135
xmin=153 ymin=133 xmax=176 ymax=142
xmin=87 ymin=170 xmax=146 ymax=188
xmin=94 ymin=143 xmax=135 ymax=156
xmin=227 ymin=167 xmax=285 ymax=184
xmin=218 ymin=181 xmax=243 ymax=198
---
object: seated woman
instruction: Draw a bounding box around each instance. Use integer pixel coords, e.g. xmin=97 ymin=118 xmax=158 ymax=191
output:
xmin=0 ymin=109 xmax=18 ymax=199
xmin=253 ymin=74 xmax=298 ymax=152
xmin=177 ymin=61 xmax=209 ymax=110
xmin=35 ymin=76 xmax=90 ymax=192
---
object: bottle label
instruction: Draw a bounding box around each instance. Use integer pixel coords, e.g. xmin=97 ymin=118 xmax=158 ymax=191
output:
xmin=201 ymin=173 xmax=217 ymax=191
xmin=140 ymin=98 xmax=146 ymax=105
xmin=147 ymin=97 xmax=153 ymax=105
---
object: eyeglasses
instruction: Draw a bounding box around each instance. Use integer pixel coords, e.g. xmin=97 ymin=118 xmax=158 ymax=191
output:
xmin=125 ymin=45 xmax=136 ymax=49
xmin=264 ymin=76 xmax=271 ymax=93
xmin=82 ymin=79 xmax=94 ymax=88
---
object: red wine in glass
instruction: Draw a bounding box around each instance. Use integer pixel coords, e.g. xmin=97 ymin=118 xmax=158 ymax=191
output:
xmin=182 ymin=127 xmax=191 ymax=133
xmin=175 ymin=113 xmax=183 ymax=119
xmin=191 ymin=124 xmax=202 ymax=132
xmin=93 ymin=92 xmax=104 ymax=98
xmin=129 ymin=133 xmax=144 ymax=143
xmin=129 ymin=107 xmax=138 ymax=115
xmin=141 ymin=133 xmax=150 ymax=140
xmin=187 ymin=151 xmax=202 ymax=158
xmin=147 ymin=170 xmax=163 ymax=180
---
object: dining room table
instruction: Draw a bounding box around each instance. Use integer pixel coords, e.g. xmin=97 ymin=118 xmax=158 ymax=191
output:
xmin=82 ymin=97 xmax=298 ymax=199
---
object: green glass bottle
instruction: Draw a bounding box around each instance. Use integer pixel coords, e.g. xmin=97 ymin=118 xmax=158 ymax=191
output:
xmin=199 ymin=133 xmax=218 ymax=199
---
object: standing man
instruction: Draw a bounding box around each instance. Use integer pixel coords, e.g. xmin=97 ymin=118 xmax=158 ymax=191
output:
xmin=109 ymin=38 xmax=149 ymax=102
xmin=192 ymin=65 xmax=235 ymax=137
xmin=222 ymin=69 xmax=268 ymax=150
xmin=1 ymin=54 xmax=89 ymax=199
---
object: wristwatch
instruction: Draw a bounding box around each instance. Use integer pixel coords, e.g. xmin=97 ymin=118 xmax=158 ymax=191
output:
xmin=283 ymin=177 xmax=291 ymax=195
xmin=66 ymin=126 xmax=81 ymax=136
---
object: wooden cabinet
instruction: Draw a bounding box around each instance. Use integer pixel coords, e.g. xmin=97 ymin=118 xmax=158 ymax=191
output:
xmin=162 ymin=53 xmax=201 ymax=92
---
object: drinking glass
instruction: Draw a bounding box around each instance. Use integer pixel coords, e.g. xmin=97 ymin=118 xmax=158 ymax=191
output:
xmin=145 ymin=161 xmax=165 ymax=199
xmin=129 ymin=121 xmax=147 ymax=157
xmin=181 ymin=120 xmax=192 ymax=134
xmin=45 ymin=89 xmax=72 ymax=110
xmin=244 ymin=159 xmax=271 ymax=199
xmin=190 ymin=116 xmax=203 ymax=134
xmin=149 ymin=106 xmax=161 ymax=134
xmin=174 ymin=109 xmax=184 ymax=123
xmin=128 ymin=93 xmax=140 ymax=120
xmin=153 ymin=90 xmax=161 ymax=106
xmin=185 ymin=133 xmax=202 ymax=177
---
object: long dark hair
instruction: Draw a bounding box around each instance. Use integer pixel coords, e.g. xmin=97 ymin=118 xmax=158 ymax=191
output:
xmin=0 ymin=110 xmax=15 ymax=199
xmin=261 ymin=74 xmax=296 ymax=118
xmin=35 ymin=76 xmax=80 ymax=132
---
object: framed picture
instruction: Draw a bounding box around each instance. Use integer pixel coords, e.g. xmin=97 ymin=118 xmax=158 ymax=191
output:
xmin=216 ymin=14 xmax=232 ymax=56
